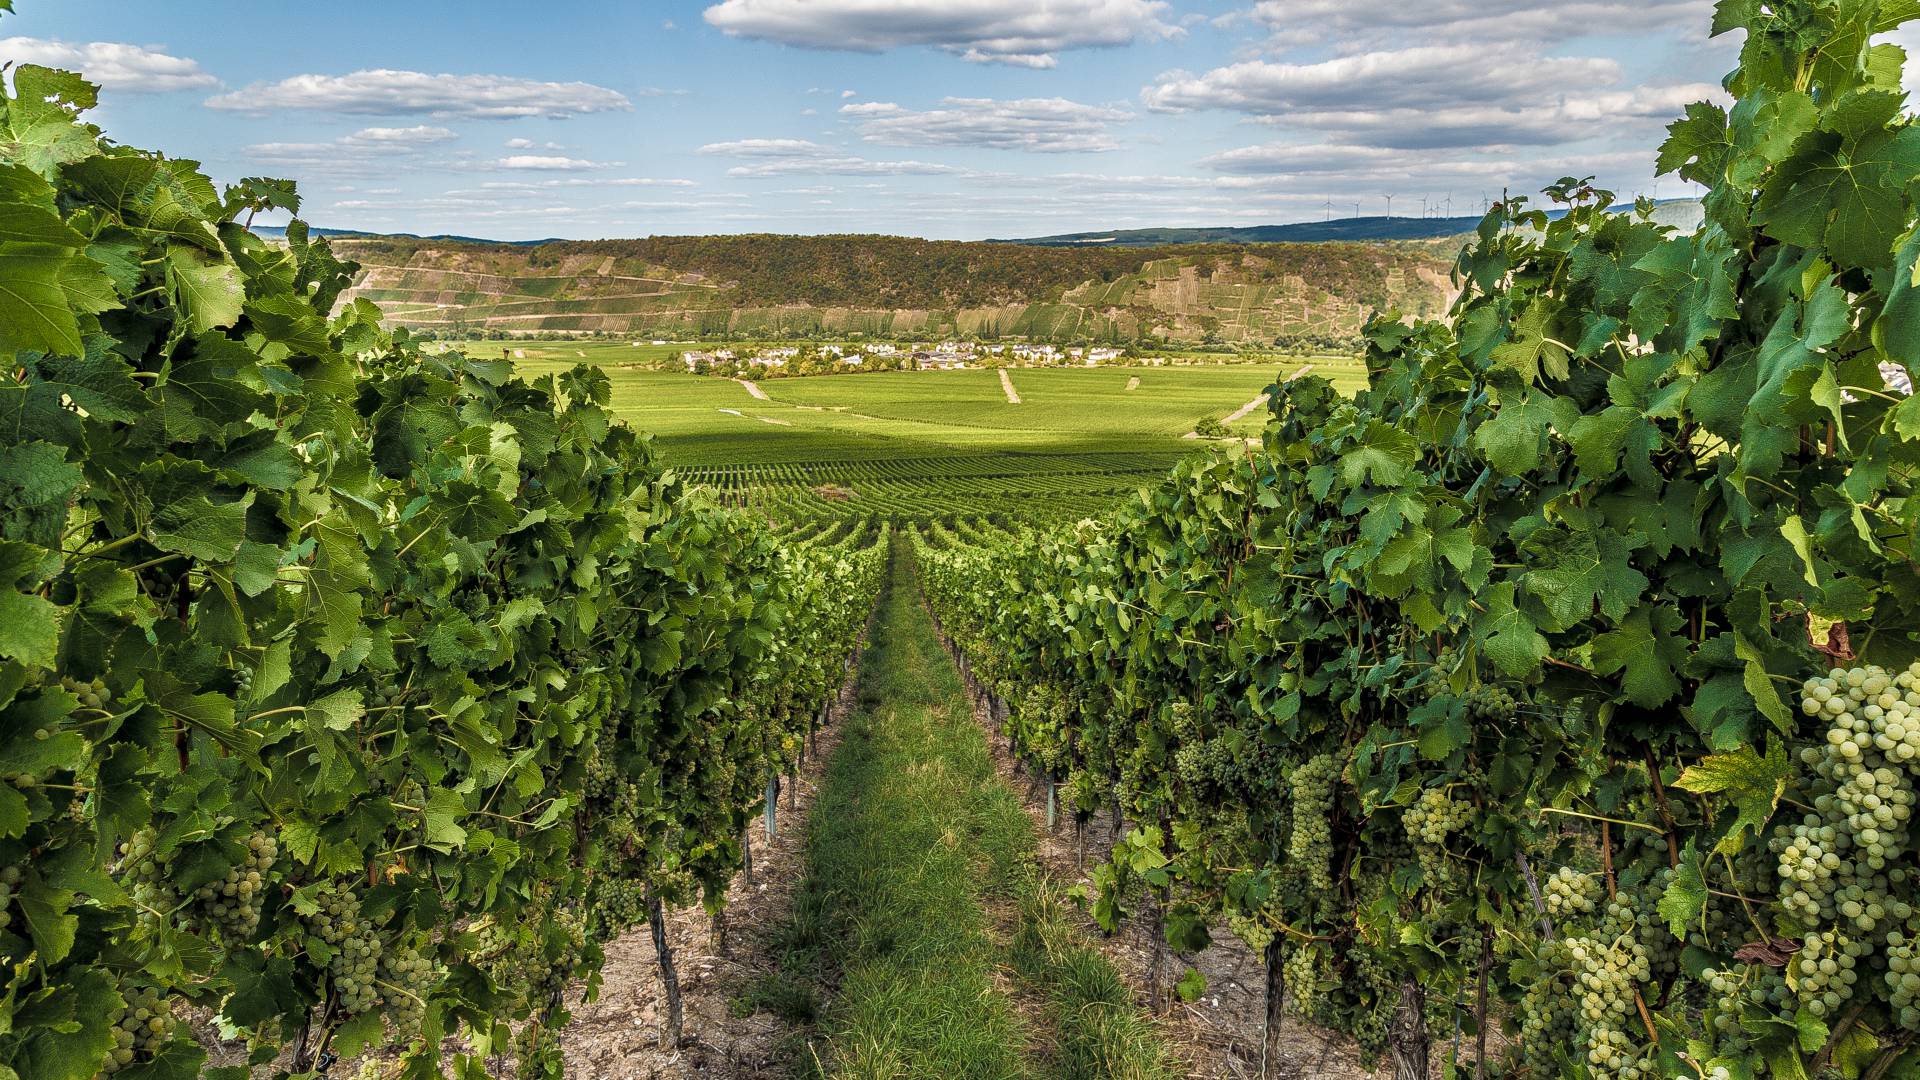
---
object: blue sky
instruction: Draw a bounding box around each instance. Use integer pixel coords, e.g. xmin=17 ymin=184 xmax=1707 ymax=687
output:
xmin=3 ymin=1 xmax=1911 ymax=240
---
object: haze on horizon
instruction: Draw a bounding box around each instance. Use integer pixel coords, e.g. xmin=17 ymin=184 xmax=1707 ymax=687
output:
xmin=5 ymin=0 xmax=1917 ymax=241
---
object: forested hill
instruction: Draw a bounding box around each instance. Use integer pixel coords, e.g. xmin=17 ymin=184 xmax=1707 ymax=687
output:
xmin=334 ymin=233 xmax=1459 ymax=347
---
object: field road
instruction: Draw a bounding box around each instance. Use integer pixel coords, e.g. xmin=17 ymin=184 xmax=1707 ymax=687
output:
xmin=737 ymin=379 xmax=770 ymax=400
xmin=1221 ymin=393 xmax=1269 ymax=424
xmin=998 ymin=368 xmax=1022 ymax=404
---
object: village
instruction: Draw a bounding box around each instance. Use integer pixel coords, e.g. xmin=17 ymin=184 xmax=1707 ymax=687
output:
xmin=673 ymin=340 xmax=1134 ymax=379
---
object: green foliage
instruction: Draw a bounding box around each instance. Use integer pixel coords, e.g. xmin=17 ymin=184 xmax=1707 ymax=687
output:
xmin=0 ymin=61 xmax=878 ymax=1078
xmin=917 ymin=2 xmax=1920 ymax=1076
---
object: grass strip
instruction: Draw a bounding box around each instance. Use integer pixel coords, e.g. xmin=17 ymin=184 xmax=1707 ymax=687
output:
xmin=743 ymin=538 xmax=1174 ymax=1079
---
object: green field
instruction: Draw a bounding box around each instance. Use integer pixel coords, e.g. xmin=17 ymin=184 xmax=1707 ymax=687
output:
xmin=449 ymin=340 xmax=1367 ymax=522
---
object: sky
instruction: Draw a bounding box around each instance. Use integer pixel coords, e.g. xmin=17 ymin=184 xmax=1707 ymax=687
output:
xmin=2 ymin=1 xmax=1915 ymax=241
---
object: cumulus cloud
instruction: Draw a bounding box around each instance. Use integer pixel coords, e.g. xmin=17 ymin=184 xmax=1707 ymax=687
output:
xmin=702 ymin=0 xmax=1180 ymax=67
xmin=206 ymin=69 xmax=631 ymax=118
xmin=495 ymin=154 xmax=616 ymax=170
xmin=0 ymin=37 xmax=216 ymax=91
xmin=841 ymin=97 xmax=1133 ymax=153
xmin=1144 ymin=45 xmax=1722 ymax=149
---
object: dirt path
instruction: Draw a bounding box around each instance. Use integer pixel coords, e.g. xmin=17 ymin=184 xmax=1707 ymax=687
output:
xmin=557 ymin=646 xmax=868 ymax=1079
xmin=999 ymin=368 xmax=1022 ymax=404
xmin=736 ymin=379 xmax=769 ymax=401
xmin=1221 ymin=393 xmax=1270 ymax=425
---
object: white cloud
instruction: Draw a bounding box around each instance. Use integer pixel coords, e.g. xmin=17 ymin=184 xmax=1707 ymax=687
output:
xmin=703 ymin=0 xmax=1181 ymax=67
xmin=0 ymin=37 xmax=215 ymax=91
xmin=504 ymin=137 xmax=566 ymax=150
xmin=699 ymin=137 xmax=838 ymax=157
xmin=206 ymin=69 xmax=631 ymax=118
xmin=496 ymin=155 xmax=616 ymax=170
xmin=841 ymin=88 xmax=857 ymax=98
xmin=697 ymin=137 xmax=965 ymax=175
xmin=478 ymin=177 xmax=699 ymax=189
xmin=841 ymin=97 xmax=1133 ymax=153
xmin=1143 ymin=45 xmax=1722 ymax=149
xmin=245 ymin=126 xmax=459 ymax=169
xmin=345 ymin=125 xmax=458 ymax=146
xmin=1238 ymin=0 xmax=1715 ymax=48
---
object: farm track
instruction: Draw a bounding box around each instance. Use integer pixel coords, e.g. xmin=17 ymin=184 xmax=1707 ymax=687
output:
xmin=1000 ymin=368 xmax=1023 ymax=404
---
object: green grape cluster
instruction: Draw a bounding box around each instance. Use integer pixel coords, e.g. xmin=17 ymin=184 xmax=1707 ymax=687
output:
xmin=117 ymin=828 xmax=180 ymax=917
xmin=232 ymin=664 xmax=253 ymax=701
xmin=1885 ymin=926 xmax=1920 ymax=1025
xmin=0 ymin=864 xmax=20 ymax=932
xmin=193 ymin=831 xmax=277 ymax=940
xmin=60 ymin=675 xmax=112 ymax=712
xmin=1402 ymin=786 xmax=1473 ymax=882
xmin=101 ymin=984 xmax=173 ymax=1073
xmin=1225 ymin=908 xmax=1275 ymax=953
xmin=379 ymin=940 xmax=436 ymax=1040
xmin=1465 ymin=685 xmax=1517 ymax=719
xmin=303 ymin=882 xmax=383 ymax=1015
xmin=1286 ymin=754 xmax=1338 ymax=892
xmin=1793 ymin=928 xmax=1867 ymax=1017
xmin=370 ymin=680 xmax=406 ymax=712
xmin=588 ymin=874 xmax=648 ymax=939
xmin=1514 ymin=939 xmax=1576 ymax=1056
xmin=1544 ymin=866 xmax=1602 ymax=919
xmin=1566 ymin=923 xmax=1652 ymax=1080
xmin=1283 ymin=942 xmax=1321 ymax=1009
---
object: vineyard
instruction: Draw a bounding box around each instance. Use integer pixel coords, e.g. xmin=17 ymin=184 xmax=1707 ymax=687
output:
xmin=7 ymin=0 xmax=1920 ymax=1078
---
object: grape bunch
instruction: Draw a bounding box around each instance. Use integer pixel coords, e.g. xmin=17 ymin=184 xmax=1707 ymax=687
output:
xmin=1566 ymin=922 xmax=1652 ymax=1080
xmin=1225 ymin=907 xmax=1275 ymax=953
xmin=1402 ymin=786 xmax=1473 ymax=882
xmin=0 ymin=864 xmax=20 ymax=932
xmin=1286 ymin=754 xmax=1338 ymax=892
xmin=193 ymin=831 xmax=277 ymax=940
xmin=61 ymin=675 xmax=112 ymax=712
xmin=302 ymin=882 xmax=384 ymax=1015
xmin=1886 ymin=926 xmax=1920 ymax=1025
xmin=117 ymin=828 xmax=181 ymax=918
xmin=1792 ymin=928 xmax=1867 ymax=1017
xmin=233 ymin=664 xmax=253 ymax=701
xmin=1465 ymin=685 xmax=1517 ymax=719
xmin=101 ymin=984 xmax=174 ymax=1073
xmin=379 ymin=939 xmax=437 ymax=1039
xmin=1544 ymin=866 xmax=1602 ymax=920
xmin=588 ymin=874 xmax=647 ymax=939
xmin=1283 ymin=942 xmax=1322 ymax=1008
xmin=1514 ymin=939 xmax=1576 ymax=1056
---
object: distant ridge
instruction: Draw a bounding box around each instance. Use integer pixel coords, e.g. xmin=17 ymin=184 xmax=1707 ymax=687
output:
xmin=992 ymin=199 xmax=1705 ymax=247
xmin=990 ymin=216 xmax=1487 ymax=246
xmin=250 ymin=225 xmax=560 ymax=247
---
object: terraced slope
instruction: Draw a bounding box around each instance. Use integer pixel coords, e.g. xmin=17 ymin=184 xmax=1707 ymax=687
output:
xmin=337 ymin=234 xmax=1456 ymax=346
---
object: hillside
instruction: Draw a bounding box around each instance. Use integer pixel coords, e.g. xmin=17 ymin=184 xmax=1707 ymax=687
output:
xmin=336 ymin=233 xmax=1459 ymax=346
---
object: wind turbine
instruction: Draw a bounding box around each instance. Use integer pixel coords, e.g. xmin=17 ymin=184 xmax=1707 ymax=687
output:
xmin=1353 ymin=202 xmax=1361 ymax=219
xmin=1443 ymin=195 xmax=1452 ymax=218
xmin=1323 ymin=197 xmax=1334 ymax=222
xmin=1383 ymin=193 xmax=1395 ymax=218
xmin=1419 ymin=195 xmax=1428 ymax=219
